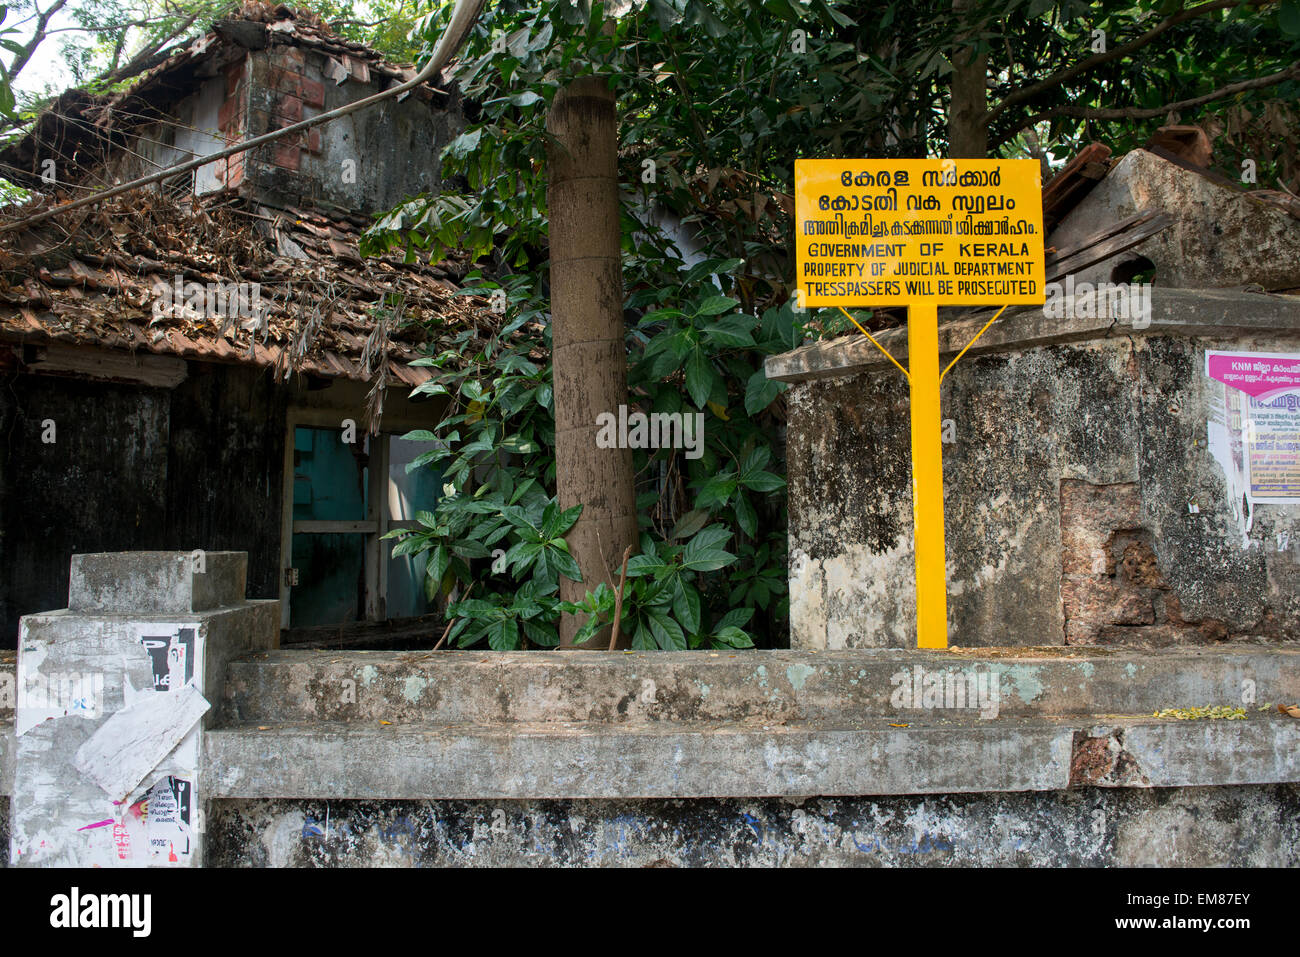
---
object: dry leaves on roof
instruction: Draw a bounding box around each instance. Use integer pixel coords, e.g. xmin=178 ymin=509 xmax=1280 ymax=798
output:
xmin=0 ymin=187 xmax=503 ymax=390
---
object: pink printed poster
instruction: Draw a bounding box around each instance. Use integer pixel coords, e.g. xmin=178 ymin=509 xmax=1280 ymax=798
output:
xmin=1206 ymin=350 xmax=1300 ymax=510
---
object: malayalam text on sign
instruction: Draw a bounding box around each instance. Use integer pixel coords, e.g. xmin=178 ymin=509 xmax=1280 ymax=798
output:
xmin=795 ymin=158 xmax=1046 ymax=307
xmin=1206 ymin=350 xmax=1300 ymax=509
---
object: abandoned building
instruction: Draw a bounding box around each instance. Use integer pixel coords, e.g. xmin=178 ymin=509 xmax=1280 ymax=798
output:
xmin=0 ymin=3 xmax=1296 ymax=868
xmin=0 ymin=5 xmax=490 ymax=647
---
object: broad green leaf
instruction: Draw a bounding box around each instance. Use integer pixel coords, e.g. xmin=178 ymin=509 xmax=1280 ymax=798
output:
xmin=717 ymin=607 xmax=755 ymax=630
xmin=522 ymin=618 xmax=560 ymax=647
xmin=744 ymin=368 xmax=785 ymax=415
xmin=694 ymin=295 xmax=740 ymax=317
xmin=488 ymin=618 xmax=519 ymax=651
xmin=647 ymin=607 xmax=687 ymax=650
xmin=696 ymin=471 xmax=737 ymax=508
xmin=741 ymin=469 xmax=785 ymax=493
xmin=626 ymin=554 xmax=668 ymax=577
xmin=712 ymin=626 xmax=755 ymax=649
xmin=550 ymin=546 xmax=583 ymax=582
xmin=671 ymin=580 xmax=702 ymax=635
xmin=683 ymin=348 xmax=715 ymax=410
xmin=735 ymin=492 xmax=757 ymax=537
xmin=446 ymin=128 xmax=482 ymax=159
xmin=688 ymin=524 xmax=733 ymax=552
xmin=631 ymin=620 xmax=658 ymax=650
xmin=703 ymin=313 xmax=756 ymax=348
xmin=682 ymin=258 xmax=743 ymax=285
xmin=668 ymin=508 xmax=710 ymax=541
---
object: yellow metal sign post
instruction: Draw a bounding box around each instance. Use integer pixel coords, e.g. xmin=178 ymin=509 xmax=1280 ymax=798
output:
xmin=794 ymin=158 xmax=1046 ymax=648
xmin=908 ymin=300 xmax=946 ymax=648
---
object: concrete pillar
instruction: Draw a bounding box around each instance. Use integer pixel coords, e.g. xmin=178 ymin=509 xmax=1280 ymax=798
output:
xmin=10 ymin=551 xmax=278 ymax=867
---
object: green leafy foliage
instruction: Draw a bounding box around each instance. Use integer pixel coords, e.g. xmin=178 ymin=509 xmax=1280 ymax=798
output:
xmin=0 ymin=6 xmax=18 ymax=119
xmin=386 ymin=260 xmax=794 ymax=650
xmin=376 ymin=0 xmax=1298 ymax=650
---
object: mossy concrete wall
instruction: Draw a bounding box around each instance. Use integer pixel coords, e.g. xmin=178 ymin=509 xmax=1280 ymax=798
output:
xmin=0 ymin=785 xmax=1290 ymax=867
xmin=207 ymin=786 xmax=1300 ymax=866
xmin=767 ymin=289 xmax=1300 ymax=648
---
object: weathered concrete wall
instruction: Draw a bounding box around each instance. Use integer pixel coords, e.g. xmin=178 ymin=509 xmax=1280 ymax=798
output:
xmin=219 ymin=646 xmax=1300 ymax=724
xmin=770 ymin=290 xmax=1300 ymax=648
xmin=0 ymin=363 xmax=287 ymax=647
xmin=207 ymin=646 xmax=1300 ymax=801
xmin=117 ymin=75 xmax=229 ymax=194
xmin=10 ymin=552 xmax=279 ymax=867
xmin=208 ymin=785 xmax=1300 ymax=866
xmin=111 ymin=44 xmax=464 ymax=216
xmin=244 ymin=46 xmax=463 ymax=216
xmin=0 ymin=648 xmax=8 ymax=861
xmin=1 ymin=650 xmax=11 ymax=801
xmin=8 ymin=635 xmax=1300 ymax=866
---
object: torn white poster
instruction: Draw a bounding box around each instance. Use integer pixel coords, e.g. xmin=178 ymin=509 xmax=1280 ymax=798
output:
xmin=14 ymin=637 xmax=106 ymax=737
xmin=73 ymin=684 xmax=210 ymax=801
xmin=13 ymin=647 xmax=105 ymax=738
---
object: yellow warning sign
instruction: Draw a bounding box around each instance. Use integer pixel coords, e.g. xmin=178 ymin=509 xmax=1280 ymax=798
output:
xmin=795 ymin=158 xmax=1046 ymax=307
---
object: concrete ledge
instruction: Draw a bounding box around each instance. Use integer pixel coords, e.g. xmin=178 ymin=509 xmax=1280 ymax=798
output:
xmin=1105 ymin=719 xmax=1300 ymax=787
xmin=208 ymin=717 xmax=1075 ymax=799
xmin=205 ymin=715 xmax=1300 ymax=800
xmin=69 ymin=550 xmax=248 ymax=614
xmin=12 ymin=646 xmax=1300 ymax=801
xmin=764 ymin=287 xmax=1300 ymax=383
xmin=221 ymin=645 xmax=1300 ymax=724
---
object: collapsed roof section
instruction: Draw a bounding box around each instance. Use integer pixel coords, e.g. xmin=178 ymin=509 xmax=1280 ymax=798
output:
xmin=0 ymin=3 xmax=499 ymax=392
xmin=0 ymin=188 xmax=496 ymax=387
xmin=1046 ymin=128 xmax=1300 ymax=294
xmin=0 ymin=2 xmax=452 ymax=194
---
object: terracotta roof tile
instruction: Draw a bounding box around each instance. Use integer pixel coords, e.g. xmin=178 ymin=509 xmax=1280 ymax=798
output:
xmin=0 ymin=188 xmax=502 ymax=388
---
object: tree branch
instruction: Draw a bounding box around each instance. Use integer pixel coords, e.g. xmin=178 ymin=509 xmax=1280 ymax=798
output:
xmin=95 ymin=11 xmax=201 ymax=86
xmin=329 ymin=0 xmax=414 ymax=31
xmin=995 ymin=59 xmax=1300 ymax=143
xmin=6 ymin=0 xmax=70 ymax=82
xmin=607 ymin=545 xmax=633 ymax=651
xmin=982 ymin=0 xmax=1260 ymax=129
xmin=40 ymin=15 xmax=183 ymax=36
